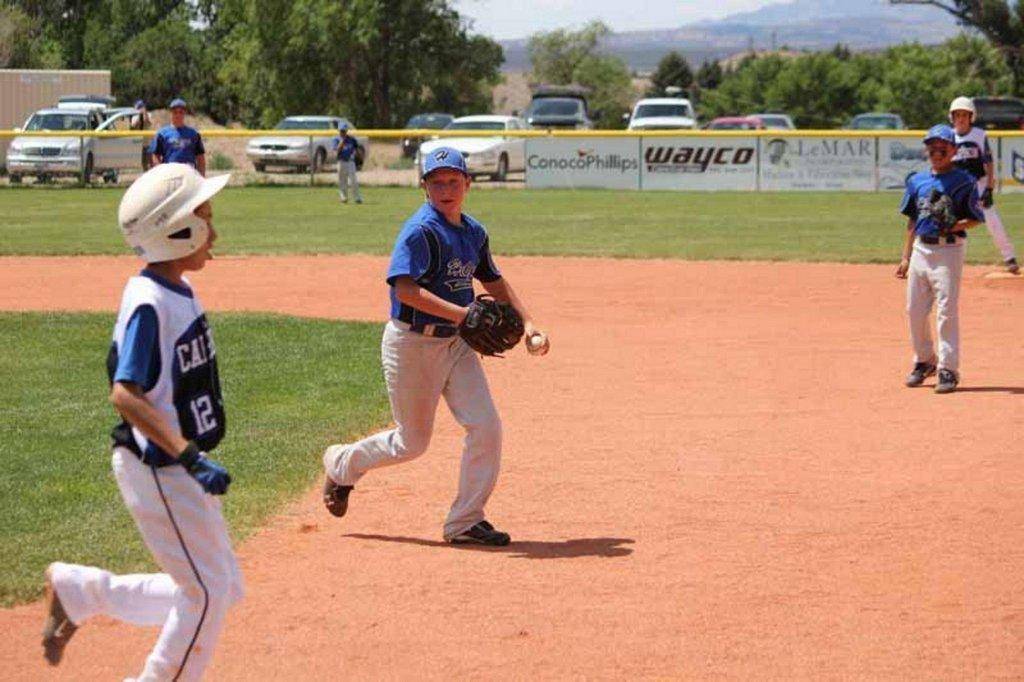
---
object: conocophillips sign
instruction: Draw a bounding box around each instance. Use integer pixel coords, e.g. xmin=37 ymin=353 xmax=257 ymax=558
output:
xmin=525 ymin=138 xmax=640 ymax=189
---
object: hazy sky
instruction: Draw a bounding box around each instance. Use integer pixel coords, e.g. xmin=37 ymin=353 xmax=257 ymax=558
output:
xmin=452 ymin=0 xmax=775 ymax=40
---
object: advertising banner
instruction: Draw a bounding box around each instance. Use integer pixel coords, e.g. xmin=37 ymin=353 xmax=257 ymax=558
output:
xmin=640 ymin=137 xmax=757 ymax=191
xmin=525 ymin=138 xmax=640 ymax=189
xmin=759 ymin=136 xmax=876 ymax=191
xmin=998 ymin=137 xmax=1024 ymax=193
xmin=877 ymin=137 xmax=928 ymax=191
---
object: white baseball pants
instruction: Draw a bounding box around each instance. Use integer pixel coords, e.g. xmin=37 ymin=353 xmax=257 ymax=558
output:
xmin=337 ymin=159 xmax=362 ymax=203
xmin=906 ymin=238 xmax=966 ymax=373
xmin=324 ymin=320 xmax=502 ymax=539
xmin=49 ymin=448 xmax=243 ymax=681
xmin=977 ymin=179 xmax=1016 ymax=262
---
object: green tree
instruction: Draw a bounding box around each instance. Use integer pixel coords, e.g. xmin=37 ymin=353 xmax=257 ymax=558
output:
xmin=696 ymin=59 xmax=723 ymax=89
xmin=0 ymin=5 xmax=62 ymax=68
xmin=527 ymin=21 xmax=635 ymax=128
xmin=647 ymin=51 xmax=693 ymax=97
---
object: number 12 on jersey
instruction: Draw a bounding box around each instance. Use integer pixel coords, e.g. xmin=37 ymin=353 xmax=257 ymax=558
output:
xmin=190 ymin=394 xmax=218 ymax=435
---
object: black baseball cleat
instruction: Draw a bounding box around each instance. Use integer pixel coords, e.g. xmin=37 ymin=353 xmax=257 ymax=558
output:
xmin=1006 ymin=258 xmax=1020 ymax=275
xmin=447 ymin=520 xmax=511 ymax=546
xmin=42 ymin=565 xmax=78 ymax=666
xmin=322 ymin=478 xmax=353 ymax=518
xmin=905 ymin=361 xmax=937 ymax=387
xmin=935 ymin=368 xmax=959 ymax=394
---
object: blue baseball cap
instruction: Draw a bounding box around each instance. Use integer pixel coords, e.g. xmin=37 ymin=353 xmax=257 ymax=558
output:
xmin=924 ymin=124 xmax=955 ymax=144
xmin=338 ymin=121 xmax=349 ymax=131
xmin=421 ymin=146 xmax=468 ymax=179
xmin=169 ymin=98 xmax=187 ymax=110
xmin=134 ymin=99 xmax=146 ymax=109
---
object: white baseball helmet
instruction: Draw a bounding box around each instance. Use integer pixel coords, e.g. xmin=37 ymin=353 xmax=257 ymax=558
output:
xmin=118 ymin=163 xmax=229 ymax=263
xmin=948 ymin=96 xmax=976 ymax=122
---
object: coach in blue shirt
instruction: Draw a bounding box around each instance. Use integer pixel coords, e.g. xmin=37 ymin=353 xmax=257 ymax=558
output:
xmin=149 ymin=98 xmax=206 ymax=176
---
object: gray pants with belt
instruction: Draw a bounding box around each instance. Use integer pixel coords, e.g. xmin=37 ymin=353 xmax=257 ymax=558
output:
xmin=906 ymin=236 xmax=966 ymax=373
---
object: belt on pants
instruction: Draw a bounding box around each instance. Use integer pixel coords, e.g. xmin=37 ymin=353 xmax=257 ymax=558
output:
xmin=392 ymin=316 xmax=458 ymax=338
xmin=919 ymin=231 xmax=966 ymax=245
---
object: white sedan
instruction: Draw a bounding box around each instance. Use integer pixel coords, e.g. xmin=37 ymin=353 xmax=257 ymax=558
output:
xmin=417 ymin=115 xmax=527 ymax=182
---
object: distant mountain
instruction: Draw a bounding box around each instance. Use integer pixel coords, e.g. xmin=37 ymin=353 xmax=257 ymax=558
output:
xmin=499 ymin=0 xmax=962 ymax=72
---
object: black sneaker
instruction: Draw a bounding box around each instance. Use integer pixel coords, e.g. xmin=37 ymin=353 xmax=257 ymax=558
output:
xmin=323 ymin=478 xmax=353 ymax=518
xmin=448 ymin=520 xmax=511 ymax=546
xmin=905 ymin=361 xmax=936 ymax=387
xmin=42 ymin=565 xmax=78 ymax=666
xmin=1006 ymin=258 xmax=1020 ymax=275
xmin=935 ymin=369 xmax=959 ymax=394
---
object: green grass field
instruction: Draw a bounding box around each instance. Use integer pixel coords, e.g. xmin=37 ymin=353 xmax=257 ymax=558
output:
xmin=1 ymin=185 xmax=1019 ymax=264
xmin=0 ymin=312 xmax=390 ymax=606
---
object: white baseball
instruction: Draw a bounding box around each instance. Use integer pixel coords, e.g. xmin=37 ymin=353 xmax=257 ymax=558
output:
xmin=527 ymin=332 xmax=548 ymax=355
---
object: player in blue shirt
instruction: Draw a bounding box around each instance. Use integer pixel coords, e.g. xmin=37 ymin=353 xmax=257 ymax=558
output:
xmin=322 ymin=146 xmax=550 ymax=546
xmin=895 ymin=124 xmax=984 ymax=394
xmin=333 ymin=121 xmax=362 ymax=204
xmin=42 ymin=164 xmax=242 ymax=679
xmin=150 ymin=98 xmax=206 ymax=176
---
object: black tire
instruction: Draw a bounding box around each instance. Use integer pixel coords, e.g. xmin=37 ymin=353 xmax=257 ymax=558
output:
xmin=491 ymin=154 xmax=508 ymax=182
xmin=82 ymin=153 xmax=94 ymax=184
xmin=313 ymin=147 xmax=326 ymax=173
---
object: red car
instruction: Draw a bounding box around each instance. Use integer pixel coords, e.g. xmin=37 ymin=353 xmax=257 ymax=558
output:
xmin=704 ymin=116 xmax=766 ymax=130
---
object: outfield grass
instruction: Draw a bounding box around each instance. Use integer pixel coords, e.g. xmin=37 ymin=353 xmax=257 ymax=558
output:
xmin=1 ymin=185 xmax=1019 ymax=264
xmin=0 ymin=312 xmax=390 ymax=606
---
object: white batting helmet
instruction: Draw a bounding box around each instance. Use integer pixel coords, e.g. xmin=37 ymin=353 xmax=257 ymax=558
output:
xmin=948 ymin=96 xmax=976 ymax=122
xmin=118 ymin=164 xmax=229 ymax=263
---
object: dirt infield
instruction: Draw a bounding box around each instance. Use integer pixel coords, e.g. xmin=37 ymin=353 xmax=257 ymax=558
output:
xmin=2 ymin=255 xmax=1024 ymax=679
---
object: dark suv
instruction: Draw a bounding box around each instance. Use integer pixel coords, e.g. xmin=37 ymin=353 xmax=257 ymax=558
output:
xmin=524 ymin=85 xmax=594 ymax=129
xmin=972 ymin=97 xmax=1024 ymax=130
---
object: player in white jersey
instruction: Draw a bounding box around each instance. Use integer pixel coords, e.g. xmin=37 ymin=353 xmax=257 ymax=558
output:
xmin=949 ymin=96 xmax=1020 ymax=274
xmin=41 ymin=164 xmax=242 ymax=681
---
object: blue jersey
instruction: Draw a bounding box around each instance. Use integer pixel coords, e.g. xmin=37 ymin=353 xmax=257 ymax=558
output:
xmin=899 ymin=168 xmax=983 ymax=238
xmin=149 ymin=125 xmax=205 ymax=167
xmin=334 ymin=136 xmax=358 ymax=162
xmin=106 ymin=270 xmax=225 ymax=467
xmin=386 ymin=202 xmax=501 ymax=326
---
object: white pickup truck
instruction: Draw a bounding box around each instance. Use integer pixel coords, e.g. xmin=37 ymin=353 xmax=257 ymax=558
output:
xmin=626 ymin=98 xmax=698 ymax=131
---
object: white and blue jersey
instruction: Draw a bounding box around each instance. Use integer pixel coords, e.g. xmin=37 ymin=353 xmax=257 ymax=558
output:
xmin=149 ymin=125 xmax=205 ymax=167
xmin=953 ymin=127 xmax=992 ymax=180
xmin=334 ymin=136 xmax=358 ymax=162
xmin=386 ymin=202 xmax=502 ymax=326
xmin=900 ymin=168 xmax=984 ymax=238
xmin=106 ymin=270 xmax=224 ymax=467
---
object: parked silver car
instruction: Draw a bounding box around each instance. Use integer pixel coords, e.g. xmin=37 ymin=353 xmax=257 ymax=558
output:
xmin=246 ymin=116 xmax=368 ymax=172
xmin=7 ymin=107 xmax=145 ymax=183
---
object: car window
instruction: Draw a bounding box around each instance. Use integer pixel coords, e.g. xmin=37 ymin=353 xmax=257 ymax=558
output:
xmin=635 ymin=104 xmax=691 ymax=118
xmin=407 ymin=114 xmax=453 ymax=128
xmin=100 ymin=114 xmax=130 ymax=132
xmin=976 ymin=100 xmax=1024 ymax=117
xmin=445 ymin=121 xmax=506 ymax=131
xmin=851 ymin=115 xmax=899 ymax=129
xmin=526 ymin=99 xmax=582 ymax=116
xmin=25 ymin=113 xmax=91 ymax=131
xmin=276 ymin=118 xmax=334 ymax=130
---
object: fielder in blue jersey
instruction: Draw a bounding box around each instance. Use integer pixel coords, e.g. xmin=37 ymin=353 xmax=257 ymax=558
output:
xmin=42 ymin=164 xmax=242 ymax=679
xmin=333 ymin=121 xmax=362 ymax=203
xmin=150 ymin=98 xmax=206 ymax=176
xmin=322 ymin=146 xmax=550 ymax=546
xmin=896 ymin=124 xmax=984 ymax=394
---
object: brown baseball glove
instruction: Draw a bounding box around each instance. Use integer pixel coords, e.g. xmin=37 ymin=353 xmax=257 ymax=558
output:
xmin=458 ymin=295 xmax=524 ymax=357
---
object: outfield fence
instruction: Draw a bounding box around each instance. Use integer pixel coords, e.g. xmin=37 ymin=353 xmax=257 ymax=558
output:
xmin=4 ymin=128 xmax=1024 ymax=191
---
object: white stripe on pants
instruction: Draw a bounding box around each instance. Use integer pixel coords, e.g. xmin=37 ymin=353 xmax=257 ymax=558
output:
xmin=50 ymin=448 xmax=243 ymax=681
xmin=906 ymin=238 xmax=965 ymax=373
xmin=977 ymin=179 xmax=1016 ymax=261
xmin=324 ymin=320 xmax=501 ymax=539
xmin=337 ymin=159 xmax=362 ymax=202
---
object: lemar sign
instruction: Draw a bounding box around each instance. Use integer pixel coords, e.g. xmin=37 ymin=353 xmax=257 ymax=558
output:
xmin=760 ymin=137 xmax=875 ymax=191
xmin=640 ymin=137 xmax=757 ymax=190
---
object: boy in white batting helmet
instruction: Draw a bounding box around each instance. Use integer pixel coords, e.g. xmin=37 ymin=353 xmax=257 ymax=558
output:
xmin=42 ymin=163 xmax=244 ymax=680
xmin=949 ymin=96 xmax=1020 ymax=273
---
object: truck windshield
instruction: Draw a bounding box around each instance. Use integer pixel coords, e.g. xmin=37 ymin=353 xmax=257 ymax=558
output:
xmin=445 ymin=121 xmax=506 ymax=131
xmin=276 ymin=119 xmax=335 ymax=130
xmin=635 ymin=104 xmax=690 ymax=118
xmin=25 ymin=113 xmax=90 ymax=131
xmin=407 ymin=114 xmax=452 ymax=128
xmin=527 ymin=99 xmax=581 ymax=116
xmin=850 ymin=116 xmax=900 ymax=129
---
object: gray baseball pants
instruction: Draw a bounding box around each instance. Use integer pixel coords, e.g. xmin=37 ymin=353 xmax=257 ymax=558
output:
xmin=906 ymin=237 xmax=966 ymax=373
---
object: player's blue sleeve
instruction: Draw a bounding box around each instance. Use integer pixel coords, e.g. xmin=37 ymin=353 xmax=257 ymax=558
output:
xmin=899 ymin=178 xmax=918 ymax=219
xmin=954 ymin=181 xmax=985 ymax=222
xmin=386 ymin=226 xmax=434 ymax=285
xmin=114 ymin=305 xmax=161 ymax=391
xmin=331 ymin=136 xmax=340 ymax=150
xmin=474 ymin=235 xmax=502 ymax=282
xmin=148 ymin=130 xmax=164 ymax=156
xmin=194 ymin=131 xmax=205 ymax=156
